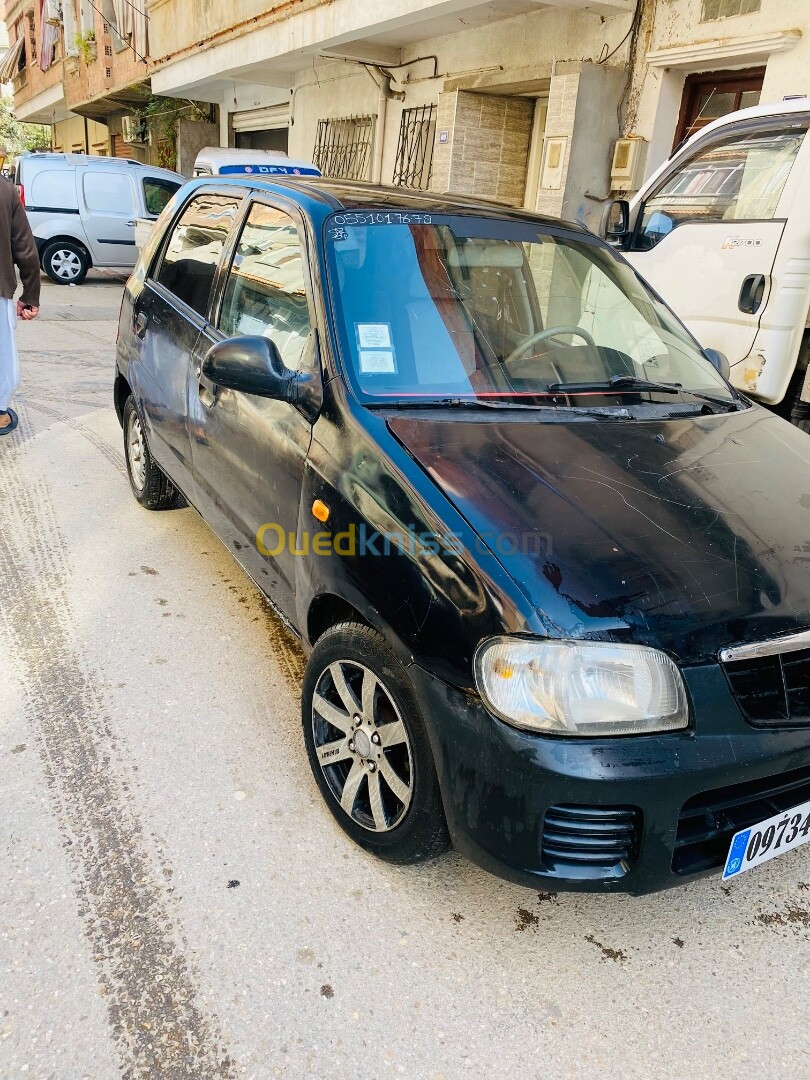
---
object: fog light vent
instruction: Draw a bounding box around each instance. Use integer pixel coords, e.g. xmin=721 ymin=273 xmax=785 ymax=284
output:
xmin=541 ymin=804 xmax=642 ymax=876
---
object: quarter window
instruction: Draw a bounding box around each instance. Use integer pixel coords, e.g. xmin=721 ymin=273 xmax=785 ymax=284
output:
xmin=219 ymin=203 xmax=312 ymax=371
xmin=635 ymin=125 xmax=807 ymax=250
xmin=154 ymin=193 xmax=241 ymax=317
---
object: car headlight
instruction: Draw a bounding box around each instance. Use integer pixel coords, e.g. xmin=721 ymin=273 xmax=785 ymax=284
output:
xmin=474 ymin=637 xmax=688 ymax=736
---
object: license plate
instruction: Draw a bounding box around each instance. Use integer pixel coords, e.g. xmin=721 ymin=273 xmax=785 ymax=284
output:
xmin=723 ymin=798 xmax=810 ymax=880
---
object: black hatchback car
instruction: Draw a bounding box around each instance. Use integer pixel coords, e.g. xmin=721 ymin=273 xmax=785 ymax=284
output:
xmin=115 ymin=176 xmax=810 ymax=895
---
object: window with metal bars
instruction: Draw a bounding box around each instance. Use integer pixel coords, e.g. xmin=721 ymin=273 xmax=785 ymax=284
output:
xmin=392 ymin=104 xmax=437 ymax=190
xmin=313 ymin=115 xmax=376 ymax=181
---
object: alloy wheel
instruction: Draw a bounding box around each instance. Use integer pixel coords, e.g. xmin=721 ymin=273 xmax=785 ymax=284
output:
xmin=127 ymin=410 xmax=146 ymax=492
xmin=311 ymin=660 xmax=414 ymax=832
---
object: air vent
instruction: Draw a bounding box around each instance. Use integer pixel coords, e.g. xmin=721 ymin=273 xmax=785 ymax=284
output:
xmin=541 ymin=804 xmax=641 ymax=877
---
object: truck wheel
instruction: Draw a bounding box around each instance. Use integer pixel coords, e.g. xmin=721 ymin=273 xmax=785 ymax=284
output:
xmin=123 ymin=397 xmax=181 ymax=510
xmin=784 ymin=333 xmax=810 ymax=433
xmin=302 ymin=623 xmax=450 ymax=864
xmin=42 ymin=240 xmax=89 ymax=285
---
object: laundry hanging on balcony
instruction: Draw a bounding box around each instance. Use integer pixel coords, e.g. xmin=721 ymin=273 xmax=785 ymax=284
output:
xmin=112 ymin=0 xmax=149 ymax=61
xmin=38 ymin=0 xmax=60 ymax=71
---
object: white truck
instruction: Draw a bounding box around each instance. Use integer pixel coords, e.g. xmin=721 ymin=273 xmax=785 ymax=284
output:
xmin=604 ymin=99 xmax=810 ymax=430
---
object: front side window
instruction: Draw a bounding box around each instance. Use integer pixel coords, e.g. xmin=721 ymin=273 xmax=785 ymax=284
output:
xmin=219 ymin=202 xmax=312 ymax=371
xmin=143 ymin=177 xmax=181 ymax=216
xmin=325 ymin=214 xmax=737 ymax=409
xmin=154 ymin=193 xmax=241 ymax=317
xmin=636 ymin=125 xmax=807 ymax=249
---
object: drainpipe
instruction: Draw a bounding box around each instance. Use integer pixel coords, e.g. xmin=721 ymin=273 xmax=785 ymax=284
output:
xmin=371 ymin=72 xmax=405 ymax=185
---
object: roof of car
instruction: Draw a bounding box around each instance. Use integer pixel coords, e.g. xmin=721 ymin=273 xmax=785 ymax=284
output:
xmin=200 ymin=174 xmax=589 ymax=232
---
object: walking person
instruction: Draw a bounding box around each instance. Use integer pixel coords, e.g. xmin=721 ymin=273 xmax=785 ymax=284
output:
xmin=0 ymin=145 xmax=40 ymax=437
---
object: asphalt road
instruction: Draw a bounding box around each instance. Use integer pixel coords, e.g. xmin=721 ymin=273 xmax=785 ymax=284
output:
xmin=1 ymin=274 xmax=809 ymax=1080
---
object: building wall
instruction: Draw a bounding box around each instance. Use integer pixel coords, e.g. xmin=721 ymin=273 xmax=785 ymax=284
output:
xmin=147 ymin=0 xmax=295 ymax=67
xmin=52 ymin=114 xmax=109 ymax=153
xmin=630 ymin=0 xmax=810 ymax=179
xmin=283 ymin=5 xmax=635 ymax=221
xmin=63 ymin=1 xmax=150 ymax=114
xmin=2 ymin=0 xmax=67 ymax=122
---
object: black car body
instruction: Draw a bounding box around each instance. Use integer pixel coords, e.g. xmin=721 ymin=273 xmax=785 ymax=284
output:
xmin=115 ymin=176 xmax=810 ymax=894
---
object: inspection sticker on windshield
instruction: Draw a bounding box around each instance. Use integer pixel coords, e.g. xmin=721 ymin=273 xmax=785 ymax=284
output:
xmin=357 ymin=323 xmax=391 ymax=349
xmin=359 ymin=350 xmax=396 ymax=374
xmin=722 ymin=798 xmax=810 ymax=880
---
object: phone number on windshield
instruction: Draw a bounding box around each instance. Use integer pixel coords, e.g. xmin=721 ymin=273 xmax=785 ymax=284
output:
xmin=331 ymin=212 xmax=434 ymax=227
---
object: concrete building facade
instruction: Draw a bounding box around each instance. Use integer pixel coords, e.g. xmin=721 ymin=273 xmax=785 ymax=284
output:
xmin=2 ymin=0 xmax=809 ymax=219
xmin=148 ymin=0 xmax=809 ymax=228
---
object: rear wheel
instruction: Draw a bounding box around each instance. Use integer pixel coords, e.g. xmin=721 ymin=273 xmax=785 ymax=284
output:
xmin=302 ymin=623 xmax=450 ymax=864
xmin=42 ymin=240 xmax=89 ymax=285
xmin=123 ymin=397 xmax=181 ymax=510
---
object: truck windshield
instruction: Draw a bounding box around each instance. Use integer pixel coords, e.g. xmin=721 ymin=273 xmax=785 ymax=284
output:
xmin=324 ymin=213 xmax=737 ymax=408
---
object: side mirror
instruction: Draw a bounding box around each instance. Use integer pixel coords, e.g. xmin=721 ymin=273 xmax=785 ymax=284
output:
xmin=603 ymin=199 xmax=630 ymax=247
xmin=704 ymin=348 xmax=730 ymax=381
xmin=202 ymin=336 xmax=293 ymax=400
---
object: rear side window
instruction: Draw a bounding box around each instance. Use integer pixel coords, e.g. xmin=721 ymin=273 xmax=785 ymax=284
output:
xmin=83 ymin=171 xmax=135 ymax=215
xmin=154 ymin=192 xmax=241 ymax=317
xmin=143 ymin=177 xmax=180 ymax=216
xmin=635 ymin=124 xmax=808 ymax=249
xmin=29 ymin=169 xmax=79 ymax=211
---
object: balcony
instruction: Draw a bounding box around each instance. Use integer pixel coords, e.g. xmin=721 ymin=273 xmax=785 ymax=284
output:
xmin=151 ymin=0 xmax=636 ymax=99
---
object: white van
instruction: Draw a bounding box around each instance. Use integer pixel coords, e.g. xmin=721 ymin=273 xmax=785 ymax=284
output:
xmin=604 ymin=99 xmax=810 ymax=429
xmin=192 ymin=146 xmax=320 ymax=178
xmin=16 ymin=152 xmax=184 ymax=285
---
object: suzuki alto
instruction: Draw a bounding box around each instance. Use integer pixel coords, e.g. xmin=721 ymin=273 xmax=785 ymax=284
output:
xmin=115 ymin=176 xmax=810 ymax=893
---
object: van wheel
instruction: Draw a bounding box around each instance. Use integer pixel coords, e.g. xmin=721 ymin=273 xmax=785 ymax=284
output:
xmin=302 ymin=623 xmax=450 ymax=864
xmin=123 ymin=397 xmax=181 ymax=510
xmin=42 ymin=240 xmax=89 ymax=285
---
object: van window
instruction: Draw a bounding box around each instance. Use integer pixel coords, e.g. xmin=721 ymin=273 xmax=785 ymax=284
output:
xmin=154 ymin=192 xmax=241 ymax=317
xmin=83 ymin=171 xmax=135 ymax=215
xmin=143 ymin=177 xmax=180 ymax=216
xmin=218 ymin=203 xmax=311 ymax=371
xmin=635 ymin=124 xmax=808 ymax=250
xmin=29 ymin=169 xmax=79 ymax=211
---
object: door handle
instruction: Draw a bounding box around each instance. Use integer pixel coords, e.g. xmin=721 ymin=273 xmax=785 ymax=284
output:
xmin=135 ymin=311 xmax=148 ymax=338
xmin=739 ymin=274 xmax=767 ymax=315
xmin=125 ymin=219 xmax=137 ymax=227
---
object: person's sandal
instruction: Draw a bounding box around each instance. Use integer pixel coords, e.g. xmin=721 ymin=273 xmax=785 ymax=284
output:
xmin=0 ymin=408 xmax=18 ymax=435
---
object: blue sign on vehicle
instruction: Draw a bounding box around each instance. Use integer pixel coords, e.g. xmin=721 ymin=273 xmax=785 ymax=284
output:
xmin=219 ymin=164 xmax=321 ymax=176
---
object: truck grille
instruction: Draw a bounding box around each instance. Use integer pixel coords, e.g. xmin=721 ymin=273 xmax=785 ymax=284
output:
xmin=673 ymin=763 xmax=810 ymax=874
xmin=541 ymin=804 xmax=641 ymax=874
xmin=722 ymin=648 xmax=810 ymax=725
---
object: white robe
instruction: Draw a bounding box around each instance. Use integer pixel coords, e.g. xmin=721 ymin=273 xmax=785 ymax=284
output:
xmin=0 ymin=298 xmax=18 ymax=411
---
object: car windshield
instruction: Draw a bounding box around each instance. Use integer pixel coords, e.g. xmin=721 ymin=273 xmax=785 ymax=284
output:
xmin=324 ymin=212 xmax=737 ymax=408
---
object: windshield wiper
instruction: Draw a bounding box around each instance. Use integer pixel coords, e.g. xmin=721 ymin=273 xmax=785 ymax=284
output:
xmin=547 ymin=374 xmax=741 ymax=411
xmin=373 ymin=397 xmax=632 ymax=419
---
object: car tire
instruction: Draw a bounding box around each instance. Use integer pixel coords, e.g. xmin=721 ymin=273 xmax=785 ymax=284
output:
xmin=122 ymin=396 xmax=181 ymax=510
xmin=302 ymin=622 xmax=450 ymax=864
xmin=42 ymin=240 xmax=89 ymax=285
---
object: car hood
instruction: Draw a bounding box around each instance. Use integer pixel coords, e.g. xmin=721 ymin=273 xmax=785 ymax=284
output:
xmin=387 ymin=408 xmax=810 ymax=664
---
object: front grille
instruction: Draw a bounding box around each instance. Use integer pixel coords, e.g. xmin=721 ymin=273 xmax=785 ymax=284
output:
xmin=673 ymin=763 xmax=810 ymax=874
xmin=541 ymin=804 xmax=641 ymax=875
xmin=723 ymin=648 xmax=810 ymax=726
